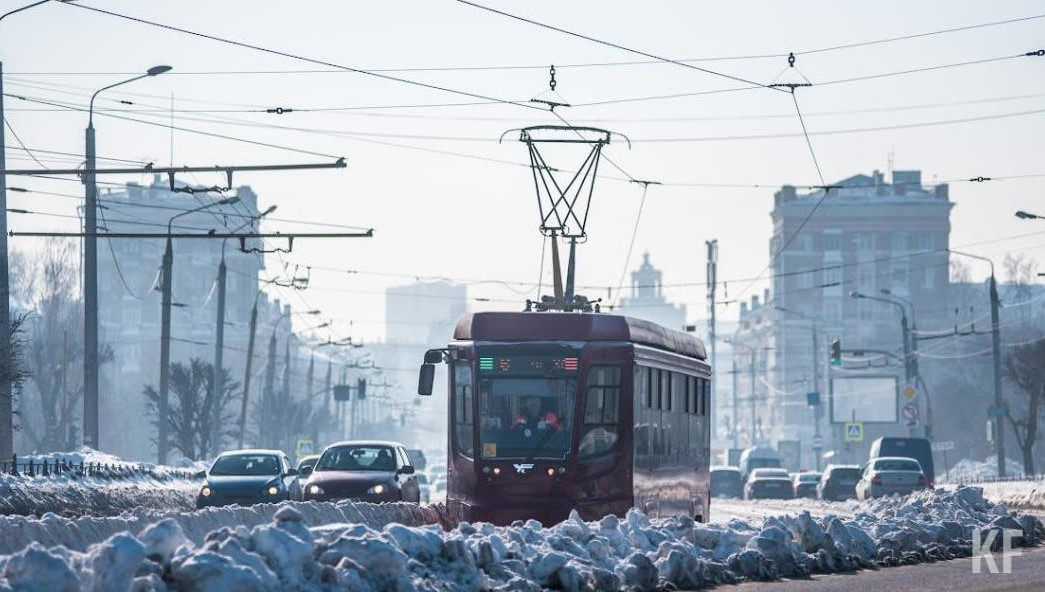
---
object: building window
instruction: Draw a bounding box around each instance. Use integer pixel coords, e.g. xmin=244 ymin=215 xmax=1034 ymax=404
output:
xmin=824 ymin=299 xmax=842 ymax=322
xmin=859 ymin=304 xmax=873 ymax=321
xmin=891 ymin=265 xmax=908 ymax=286
xmin=855 ymin=234 xmax=874 ymax=252
xmin=923 ymin=268 xmax=935 ymax=289
xmin=918 ymin=234 xmax=935 ymax=252
xmin=859 ymin=267 xmax=873 ymax=289
xmin=823 ymin=266 xmax=842 ymax=286
xmin=891 ymin=233 xmax=908 ymax=253
xmin=822 ymin=231 xmax=842 ymax=252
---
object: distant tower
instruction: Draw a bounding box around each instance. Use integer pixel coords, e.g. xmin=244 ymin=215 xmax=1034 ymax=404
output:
xmin=631 ymin=252 xmax=662 ymax=300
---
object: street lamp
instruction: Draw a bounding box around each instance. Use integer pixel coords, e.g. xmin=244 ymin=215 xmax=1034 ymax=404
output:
xmin=1015 ymin=211 xmax=1041 ymax=220
xmin=156 ymin=196 xmax=236 ymax=464
xmin=0 ymin=0 xmax=54 ymax=464
xmin=83 ymin=64 xmax=172 ymax=451
xmin=950 ymin=249 xmax=1006 ymax=477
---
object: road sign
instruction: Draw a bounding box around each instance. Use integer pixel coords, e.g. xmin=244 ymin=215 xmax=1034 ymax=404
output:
xmin=903 ymin=385 xmax=918 ymax=400
xmin=807 ymin=391 xmax=821 ymax=406
xmin=295 ymin=438 xmax=314 ymax=457
xmin=812 ymin=435 xmax=824 ymax=448
xmin=902 ymin=402 xmax=920 ymax=421
xmin=844 ymin=422 xmax=864 ymax=442
xmin=932 ymin=440 xmax=955 ymax=452
xmin=988 ymin=406 xmax=1006 ymax=418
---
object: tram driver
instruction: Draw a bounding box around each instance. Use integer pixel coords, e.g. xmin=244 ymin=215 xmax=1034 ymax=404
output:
xmin=511 ymin=396 xmax=560 ymax=432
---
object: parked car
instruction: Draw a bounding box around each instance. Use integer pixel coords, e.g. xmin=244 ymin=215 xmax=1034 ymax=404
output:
xmin=744 ymin=468 xmax=794 ymax=500
xmin=710 ymin=466 xmax=744 ymax=498
xmin=196 ymin=449 xmax=300 ymax=509
xmin=868 ymin=437 xmax=935 ymax=487
xmin=792 ymin=472 xmax=821 ymax=498
xmin=738 ymin=446 xmax=783 ymax=483
xmin=301 ymin=441 xmax=421 ymax=503
xmin=817 ymin=464 xmax=862 ymax=501
xmin=856 ymin=457 xmax=928 ymax=500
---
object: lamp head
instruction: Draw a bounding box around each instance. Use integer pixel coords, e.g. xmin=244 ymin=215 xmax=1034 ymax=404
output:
xmin=261 ymin=205 xmax=278 ymax=216
xmin=1015 ymin=211 xmax=1036 ymax=220
xmin=147 ymin=65 xmax=173 ymax=77
xmin=218 ymin=196 xmax=240 ymax=206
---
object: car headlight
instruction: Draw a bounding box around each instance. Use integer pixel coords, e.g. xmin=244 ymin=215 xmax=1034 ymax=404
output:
xmin=367 ymin=484 xmax=385 ymax=495
xmin=266 ymin=485 xmax=280 ymax=496
xmin=308 ymin=484 xmax=324 ymax=496
xmin=200 ymin=486 xmax=212 ymax=497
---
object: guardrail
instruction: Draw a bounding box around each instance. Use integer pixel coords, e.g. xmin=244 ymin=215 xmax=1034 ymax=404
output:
xmin=945 ymin=474 xmax=1044 ymax=485
xmin=1 ymin=454 xmax=197 ymax=480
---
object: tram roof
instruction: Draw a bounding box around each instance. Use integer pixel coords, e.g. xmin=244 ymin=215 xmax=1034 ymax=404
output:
xmin=453 ymin=312 xmax=706 ymax=360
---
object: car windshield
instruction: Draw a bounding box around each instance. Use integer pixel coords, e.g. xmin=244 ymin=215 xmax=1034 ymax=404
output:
xmin=829 ymin=468 xmax=862 ymax=479
xmin=476 ymin=351 xmax=578 ymax=461
xmin=297 ymin=457 xmax=318 ymax=471
xmin=797 ymin=473 xmax=820 ymax=482
xmin=875 ymin=459 xmax=921 ymax=472
xmin=316 ymin=445 xmax=397 ymax=472
xmin=210 ymin=454 xmax=280 ymax=476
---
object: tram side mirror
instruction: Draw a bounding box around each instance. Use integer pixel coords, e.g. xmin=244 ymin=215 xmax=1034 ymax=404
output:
xmin=418 ymin=364 xmax=435 ymax=396
xmin=424 ymin=350 xmax=444 ymax=364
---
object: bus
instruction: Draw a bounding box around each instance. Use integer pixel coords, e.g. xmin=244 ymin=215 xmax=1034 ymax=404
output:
xmin=417 ymin=311 xmax=712 ymax=526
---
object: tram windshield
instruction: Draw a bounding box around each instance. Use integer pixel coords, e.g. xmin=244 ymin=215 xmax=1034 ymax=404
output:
xmin=476 ymin=352 xmax=577 ymax=460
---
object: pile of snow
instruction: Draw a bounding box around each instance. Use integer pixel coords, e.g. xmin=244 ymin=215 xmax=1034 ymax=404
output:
xmin=1 ymin=448 xmax=202 ymax=517
xmin=0 ymin=486 xmax=1039 ymax=591
xmin=944 ymin=456 xmax=1025 ymax=483
xmin=977 ymin=480 xmax=1045 ymax=510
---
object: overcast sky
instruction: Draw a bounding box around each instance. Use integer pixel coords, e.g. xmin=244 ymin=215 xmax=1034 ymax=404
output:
xmin=5 ymin=0 xmax=1045 ymax=341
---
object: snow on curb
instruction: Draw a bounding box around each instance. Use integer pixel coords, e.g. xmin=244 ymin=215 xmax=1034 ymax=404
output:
xmin=0 ymin=486 xmax=1039 ymax=591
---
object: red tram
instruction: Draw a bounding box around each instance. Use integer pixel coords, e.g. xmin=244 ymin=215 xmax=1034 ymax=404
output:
xmin=417 ymin=311 xmax=712 ymax=526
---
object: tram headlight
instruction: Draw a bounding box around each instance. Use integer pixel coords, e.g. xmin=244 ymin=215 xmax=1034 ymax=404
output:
xmin=367 ymin=484 xmax=385 ymax=495
xmin=492 ymin=467 xmax=501 ymax=475
xmin=546 ymin=468 xmax=556 ymax=477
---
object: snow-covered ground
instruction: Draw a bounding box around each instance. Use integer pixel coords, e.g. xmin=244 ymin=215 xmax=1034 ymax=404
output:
xmin=978 ymin=480 xmax=1045 ymax=511
xmin=0 ymin=486 xmax=1039 ymax=591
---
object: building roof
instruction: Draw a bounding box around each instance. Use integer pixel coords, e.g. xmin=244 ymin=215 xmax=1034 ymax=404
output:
xmin=452 ymin=312 xmax=706 ymax=359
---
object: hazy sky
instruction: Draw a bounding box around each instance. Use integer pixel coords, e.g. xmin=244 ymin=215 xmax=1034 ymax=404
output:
xmin=5 ymin=0 xmax=1045 ymax=342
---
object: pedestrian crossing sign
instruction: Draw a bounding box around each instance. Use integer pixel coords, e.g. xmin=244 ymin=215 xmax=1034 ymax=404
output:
xmin=844 ymin=422 xmax=864 ymax=443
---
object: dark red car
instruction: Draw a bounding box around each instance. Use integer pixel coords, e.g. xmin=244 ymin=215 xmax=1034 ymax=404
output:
xmin=301 ymin=441 xmax=421 ymax=503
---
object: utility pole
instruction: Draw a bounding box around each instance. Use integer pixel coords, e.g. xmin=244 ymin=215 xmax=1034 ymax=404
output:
xmin=262 ymin=330 xmax=277 ymax=447
xmin=237 ymin=301 xmax=258 ymax=449
xmin=749 ymin=350 xmax=757 ymax=446
xmin=706 ymin=240 xmax=718 ymax=442
xmin=323 ymin=358 xmax=332 ymax=442
xmin=811 ymin=323 xmax=822 ymax=471
xmin=731 ymin=358 xmax=739 ymax=450
xmin=211 ymin=256 xmax=226 ymax=449
xmin=157 ymin=238 xmax=173 ymax=463
xmin=989 ymin=272 xmax=1006 ymax=477
xmin=281 ymin=338 xmax=291 ymax=451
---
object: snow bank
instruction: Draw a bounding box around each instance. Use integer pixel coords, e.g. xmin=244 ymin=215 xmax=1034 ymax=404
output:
xmin=944 ymin=456 xmax=1025 ymax=483
xmin=0 ymin=447 xmax=202 ymax=518
xmin=0 ymin=486 xmax=1039 ymax=591
xmin=977 ymin=479 xmax=1045 ymax=510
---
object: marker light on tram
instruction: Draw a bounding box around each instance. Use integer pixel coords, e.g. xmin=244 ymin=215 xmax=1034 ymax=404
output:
xmin=546 ymin=468 xmax=555 ymax=477
xmin=492 ymin=467 xmax=501 ymax=475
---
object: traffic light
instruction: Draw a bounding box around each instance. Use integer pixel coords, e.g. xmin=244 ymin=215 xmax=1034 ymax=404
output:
xmin=829 ymin=339 xmax=841 ymax=366
xmin=357 ymin=378 xmax=367 ymax=400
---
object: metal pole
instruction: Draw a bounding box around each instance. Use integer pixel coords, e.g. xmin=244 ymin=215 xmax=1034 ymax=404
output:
xmin=83 ymin=122 xmax=99 ymax=450
xmin=900 ymin=312 xmax=913 ymax=437
xmin=731 ymin=357 xmax=738 ymax=451
xmin=281 ymin=339 xmax=290 ymax=450
xmin=306 ymin=351 xmax=315 ymax=444
xmin=210 ymin=258 xmax=226 ymax=453
xmin=323 ymin=358 xmax=331 ymax=442
xmin=262 ymin=332 xmax=276 ymax=448
xmin=564 ymin=237 xmax=577 ymax=308
xmin=237 ymin=302 xmax=257 ymax=448
xmin=549 ymin=231 xmax=564 ymax=309
xmin=812 ymin=322 xmax=822 ymax=471
xmin=749 ymin=350 xmax=756 ymax=446
xmin=0 ymin=58 xmax=11 ymax=460
xmin=989 ymin=274 xmax=1006 ymax=477
xmin=706 ymin=240 xmax=718 ymax=444
xmin=157 ymin=237 xmax=173 ymax=463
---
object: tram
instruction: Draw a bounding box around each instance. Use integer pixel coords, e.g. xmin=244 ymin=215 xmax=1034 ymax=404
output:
xmin=417 ymin=311 xmax=712 ymax=526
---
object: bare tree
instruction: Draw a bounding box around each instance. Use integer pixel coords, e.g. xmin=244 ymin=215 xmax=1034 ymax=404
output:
xmin=1003 ymin=338 xmax=1045 ymax=475
xmin=143 ymin=358 xmax=239 ymax=461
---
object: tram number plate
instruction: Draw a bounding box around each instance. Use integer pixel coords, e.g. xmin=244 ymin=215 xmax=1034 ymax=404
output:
xmin=482 ymin=443 xmax=497 ymax=457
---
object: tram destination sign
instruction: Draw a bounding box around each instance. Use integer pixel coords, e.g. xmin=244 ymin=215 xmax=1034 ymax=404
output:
xmin=477 ymin=354 xmax=579 ymax=375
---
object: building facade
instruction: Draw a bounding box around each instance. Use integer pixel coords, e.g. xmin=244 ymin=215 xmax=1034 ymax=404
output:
xmin=734 ymin=170 xmax=953 ymax=468
xmin=617 ymin=252 xmax=687 ymax=332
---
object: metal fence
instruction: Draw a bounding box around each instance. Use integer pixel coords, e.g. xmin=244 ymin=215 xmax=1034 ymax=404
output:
xmin=1 ymin=455 xmax=197 ymax=480
xmin=947 ymin=473 xmax=1045 ymax=485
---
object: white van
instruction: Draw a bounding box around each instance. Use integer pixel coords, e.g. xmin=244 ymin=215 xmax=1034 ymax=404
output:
xmin=738 ymin=446 xmax=783 ymax=483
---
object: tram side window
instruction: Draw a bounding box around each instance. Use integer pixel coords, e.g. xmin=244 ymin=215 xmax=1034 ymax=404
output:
xmin=634 ymin=366 xmax=650 ymax=464
xmin=673 ymin=373 xmax=687 ymax=460
xmin=580 ymin=366 xmax=621 ymax=458
xmin=453 ymin=362 xmax=474 ymax=457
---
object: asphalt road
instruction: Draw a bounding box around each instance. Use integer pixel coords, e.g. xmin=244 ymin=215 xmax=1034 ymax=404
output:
xmin=712 ymin=544 xmax=1045 ymax=592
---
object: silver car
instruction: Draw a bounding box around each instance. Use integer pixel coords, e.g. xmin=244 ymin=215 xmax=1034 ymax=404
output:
xmin=856 ymin=456 xmax=927 ymax=500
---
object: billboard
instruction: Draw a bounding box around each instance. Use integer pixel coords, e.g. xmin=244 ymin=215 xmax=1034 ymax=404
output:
xmin=830 ymin=376 xmax=899 ymax=424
